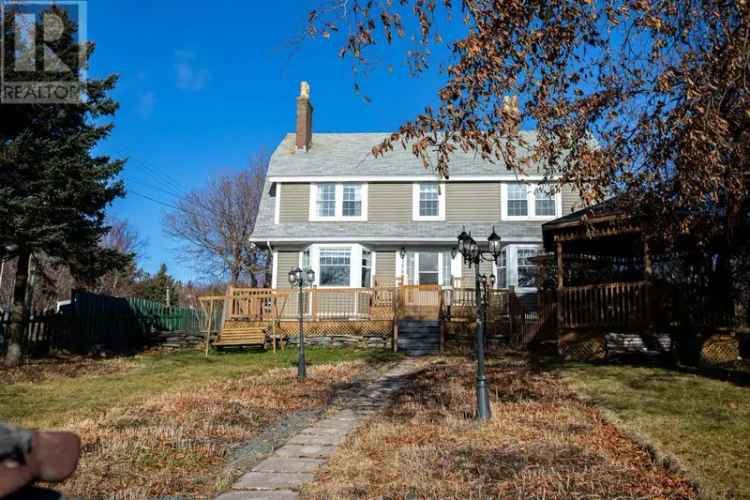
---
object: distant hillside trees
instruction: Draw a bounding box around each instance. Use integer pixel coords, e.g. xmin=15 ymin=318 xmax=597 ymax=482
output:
xmin=165 ymin=150 xmax=270 ymax=287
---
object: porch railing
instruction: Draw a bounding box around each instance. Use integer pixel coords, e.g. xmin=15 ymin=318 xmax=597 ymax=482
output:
xmin=557 ymin=281 xmax=650 ymax=330
xmin=225 ymin=287 xmax=398 ymax=323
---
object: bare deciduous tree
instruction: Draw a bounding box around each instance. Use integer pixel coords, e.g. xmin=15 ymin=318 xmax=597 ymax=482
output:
xmin=164 ymin=151 xmax=270 ymax=287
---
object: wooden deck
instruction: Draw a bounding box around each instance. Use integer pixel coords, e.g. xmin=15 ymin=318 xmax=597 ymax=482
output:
xmin=198 ymin=285 xmax=533 ymax=351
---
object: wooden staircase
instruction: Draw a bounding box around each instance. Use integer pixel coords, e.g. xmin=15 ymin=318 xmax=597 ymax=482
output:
xmin=213 ymin=322 xmax=267 ymax=348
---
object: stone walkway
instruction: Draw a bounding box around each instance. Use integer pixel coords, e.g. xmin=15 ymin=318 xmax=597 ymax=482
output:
xmin=215 ymin=359 xmax=422 ymax=500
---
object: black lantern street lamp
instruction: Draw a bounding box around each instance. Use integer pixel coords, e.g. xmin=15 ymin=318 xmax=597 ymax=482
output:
xmin=456 ymin=227 xmax=502 ymax=420
xmin=288 ymin=266 xmax=315 ymax=381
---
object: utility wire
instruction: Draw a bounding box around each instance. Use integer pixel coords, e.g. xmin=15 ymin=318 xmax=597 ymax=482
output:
xmin=128 ymin=189 xmax=180 ymax=210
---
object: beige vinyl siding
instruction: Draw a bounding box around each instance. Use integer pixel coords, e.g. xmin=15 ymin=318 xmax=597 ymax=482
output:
xmin=460 ymin=258 xmax=494 ymax=285
xmin=279 ymin=183 xmax=309 ymax=223
xmin=561 ymin=184 xmax=583 ymax=215
xmin=374 ymin=249 xmax=397 ymax=286
xmin=368 ymin=183 xmax=412 ymax=223
xmin=447 ymin=183 xmax=501 ymax=223
xmin=275 ymin=250 xmax=300 ymax=288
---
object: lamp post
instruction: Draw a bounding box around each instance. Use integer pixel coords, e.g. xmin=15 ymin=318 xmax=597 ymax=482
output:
xmin=456 ymin=227 xmax=502 ymax=420
xmin=288 ymin=266 xmax=315 ymax=381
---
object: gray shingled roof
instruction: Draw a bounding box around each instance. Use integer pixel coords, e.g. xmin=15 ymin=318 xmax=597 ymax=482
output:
xmin=267 ymin=131 xmax=546 ymax=178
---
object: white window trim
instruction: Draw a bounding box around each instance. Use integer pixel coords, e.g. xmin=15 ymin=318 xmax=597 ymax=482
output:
xmin=412 ymin=182 xmax=446 ymax=221
xmin=395 ymin=249 xmax=455 ymax=286
xmin=309 ymin=183 xmax=368 ymax=222
xmin=501 ymin=183 xmax=562 ymax=221
xmin=301 ymin=243 xmax=375 ymax=288
xmin=271 ymin=250 xmax=279 ymax=288
xmin=274 ymin=183 xmax=281 ymax=224
xmin=493 ymin=244 xmax=541 ymax=292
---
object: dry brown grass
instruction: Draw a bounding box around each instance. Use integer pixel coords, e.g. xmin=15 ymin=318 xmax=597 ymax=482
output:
xmin=304 ymin=353 xmax=695 ymax=499
xmin=54 ymin=360 xmax=369 ymax=498
xmin=3 ymin=356 xmax=138 ymax=384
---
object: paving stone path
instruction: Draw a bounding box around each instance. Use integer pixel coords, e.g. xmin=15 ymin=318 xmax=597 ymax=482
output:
xmin=215 ymin=359 xmax=422 ymax=500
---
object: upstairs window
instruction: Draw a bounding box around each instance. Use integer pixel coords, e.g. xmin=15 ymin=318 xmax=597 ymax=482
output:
xmin=310 ymin=183 xmax=367 ymax=221
xmin=419 ymin=184 xmax=439 ymax=217
xmin=316 ymin=183 xmax=336 ymax=217
xmin=534 ymin=186 xmax=556 ymax=216
xmin=507 ymin=184 xmax=528 ymax=217
xmin=502 ymin=183 xmax=560 ymax=220
xmin=343 ymin=184 xmax=362 ymax=217
xmin=412 ymin=182 xmax=446 ymax=220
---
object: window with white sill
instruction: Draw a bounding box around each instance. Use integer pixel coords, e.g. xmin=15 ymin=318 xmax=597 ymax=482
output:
xmin=412 ymin=183 xmax=445 ymax=221
xmin=298 ymin=244 xmax=375 ymax=288
xmin=493 ymin=245 xmax=542 ymax=290
xmin=501 ymin=183 xmax=561 ymax=220
xmin=310 ymin=183 xmax=367 ymax=221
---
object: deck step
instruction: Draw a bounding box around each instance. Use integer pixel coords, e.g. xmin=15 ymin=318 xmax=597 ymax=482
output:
xmin=397 ymin=320 xmax=441 ymax=356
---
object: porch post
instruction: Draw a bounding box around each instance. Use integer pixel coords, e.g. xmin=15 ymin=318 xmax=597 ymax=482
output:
xmin=643 ymin=237 xmax=653 ymax=329
xmin=556 ymin=240 xmax=565 ymax=335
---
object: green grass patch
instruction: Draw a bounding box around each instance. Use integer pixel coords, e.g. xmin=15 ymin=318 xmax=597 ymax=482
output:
xmin=558 ymin=362 xmax=750 ymax=499
xmin=1 ymin=347 xmax=401 ymax=429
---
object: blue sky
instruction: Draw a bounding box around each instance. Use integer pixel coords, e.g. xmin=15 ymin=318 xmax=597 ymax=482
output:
xmin=89 ymin=1 xmax=450 ymax=283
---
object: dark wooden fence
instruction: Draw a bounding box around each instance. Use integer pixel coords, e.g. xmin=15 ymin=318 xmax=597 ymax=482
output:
xmin=0 ymin=291 xmax=205 ymax=357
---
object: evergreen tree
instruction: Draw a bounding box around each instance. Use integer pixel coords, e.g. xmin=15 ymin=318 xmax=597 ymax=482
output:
xmin=0 ymin=6 xmax=127 ymax=366
xmin=136 ymin=264 xmax=181 ymax=306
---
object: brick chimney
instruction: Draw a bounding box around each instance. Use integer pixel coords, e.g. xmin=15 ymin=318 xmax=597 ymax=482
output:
xmin=296 ymin=81 xmax=313 ymax=151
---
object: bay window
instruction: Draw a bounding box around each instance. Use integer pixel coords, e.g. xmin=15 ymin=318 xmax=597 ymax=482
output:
xmin=319 ymin=248 xmax=351 ymax=286
xmin=361 ymin=250 xmax=372 ymax=287
xmin=494 ymin=245 xmax=542 ymax=290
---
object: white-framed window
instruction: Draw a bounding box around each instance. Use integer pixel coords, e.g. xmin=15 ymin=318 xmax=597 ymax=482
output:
xmin=412 ymin=182 xmax=446 ymax=221
xmin=361 ymin=250 xmax=372 ymax=287
xmin=343 ymin=184 xmax=362 ymax=217
xmin=501 ymin=183 xmax=561 ymax=220
xmin=493 ymin=244 xmax=541 ymax=290
xmin=319 ymin=248 xmax=351 ymax=287
xmin=400 ymin=250 xmax=457 ymax=285
xmin=517 ymin=247 xmax=539 ymax=288
xmin=507 ymin=184 xmax=528 ymax=217
xmin=296 ymin=244 xmax=376 ymax=288
xmin=316 ymin=183 xmax=336 ymax=217
xmin=496 ymin=248 xmax=507 ymax=289
xmin=534 ymin=185 xmax=556 ymax=216
xmin=309 ymin=183 xmax=368 ymax=221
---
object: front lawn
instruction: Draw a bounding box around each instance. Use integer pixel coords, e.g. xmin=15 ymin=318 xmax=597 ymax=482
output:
xmin=304 ymin=353 xmax=693 ymax=499
xmin=559 ymin=362 xmax=750 ymax=499
xmin=0 ymin=347 xmax=400 ymax=497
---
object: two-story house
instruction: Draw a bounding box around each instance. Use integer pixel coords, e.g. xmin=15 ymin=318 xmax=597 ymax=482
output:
xmin=249 ymin=83 xmax=582 ymax=306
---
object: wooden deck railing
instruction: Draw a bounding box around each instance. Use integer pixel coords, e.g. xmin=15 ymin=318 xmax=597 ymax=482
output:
xmin=224 ymin=287 xmax=398 ymax=323
xmin=557 ymin=281 xmax=650 ymax=330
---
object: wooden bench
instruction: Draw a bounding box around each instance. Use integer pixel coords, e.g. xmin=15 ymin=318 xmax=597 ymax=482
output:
xmin=604 ymin=333 xmax=672 ymax=358
xmin=213 ymin=323 xmax=267 ymax=348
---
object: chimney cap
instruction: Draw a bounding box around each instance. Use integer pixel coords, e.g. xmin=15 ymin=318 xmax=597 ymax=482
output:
xmin=300 ymin=81 xmax=310 ymax=99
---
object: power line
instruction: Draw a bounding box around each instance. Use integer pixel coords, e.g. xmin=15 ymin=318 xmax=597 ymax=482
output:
xmin=128 ymin=189 xmax=179 ymax=210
